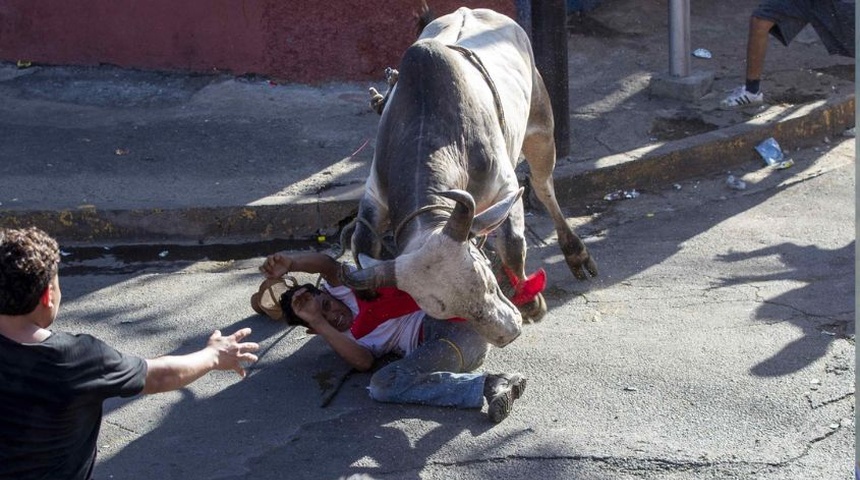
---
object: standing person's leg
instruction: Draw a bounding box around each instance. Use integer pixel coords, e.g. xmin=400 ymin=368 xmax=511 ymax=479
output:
xmin=368 ymin=318 xmax=526 ymax=422
xmin=744 ymin=16 xmax=777 ymax=93
xmin=722 ymin=13 xmax=776 ymax=107
xmin=722 ymin=0 xmax=809 ymax=108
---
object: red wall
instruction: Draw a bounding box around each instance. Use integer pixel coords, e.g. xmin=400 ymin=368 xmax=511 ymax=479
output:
xmin=0 ymin=1 xmax=515 ymax=84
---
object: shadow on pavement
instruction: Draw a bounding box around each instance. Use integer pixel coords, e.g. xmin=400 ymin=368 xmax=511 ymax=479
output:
xmin=93 ymin=311 xmax=534 ymax=480
xmin=716 ymin=241 xmax=855 ymax=377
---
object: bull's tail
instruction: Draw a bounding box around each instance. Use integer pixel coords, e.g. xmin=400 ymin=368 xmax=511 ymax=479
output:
xmin=414 ymin=1 xmax=435 ymax=36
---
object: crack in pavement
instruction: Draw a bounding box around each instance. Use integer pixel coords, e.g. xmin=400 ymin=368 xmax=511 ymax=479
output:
xmin=103 ymin=419 xmax=141 ymax=436
xmin=420 ymin=452 xmax=797 ymax=476
xmin=804 ymin=390 xmax=855 ymax=410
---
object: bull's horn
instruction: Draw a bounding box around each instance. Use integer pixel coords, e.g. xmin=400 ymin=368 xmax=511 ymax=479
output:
xmin=339 ymin=260 xmax=398 ymax=290
xmin=357 ymin=253 xmax=384 ymax=268
xmin=438 ymin=189 xmax=475 ymax=242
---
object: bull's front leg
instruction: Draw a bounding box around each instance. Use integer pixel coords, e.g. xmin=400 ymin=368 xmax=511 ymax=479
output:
xmin=490 ymin=203 xmax=548 ymax=322
xmin=351 ymin=196 xmax=390 ymax=264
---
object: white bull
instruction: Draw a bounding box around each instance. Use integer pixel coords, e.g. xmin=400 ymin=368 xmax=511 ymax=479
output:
xmin=342 ymin=7 xmax=597 ymax=347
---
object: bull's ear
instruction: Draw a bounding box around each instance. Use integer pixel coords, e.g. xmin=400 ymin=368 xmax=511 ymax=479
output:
xmin=471 ymin=187 xmax=524 ymax=236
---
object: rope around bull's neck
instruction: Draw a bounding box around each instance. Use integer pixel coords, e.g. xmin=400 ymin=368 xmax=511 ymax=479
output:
xmin=393 ymin=204 xmax=454 ymax=249
xmin=336 ymin=204 xmax=455 ymax=261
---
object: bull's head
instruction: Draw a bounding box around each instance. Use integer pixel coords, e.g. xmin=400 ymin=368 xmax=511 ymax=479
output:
xmin=342 ymin=188 xmax=524 ymax=347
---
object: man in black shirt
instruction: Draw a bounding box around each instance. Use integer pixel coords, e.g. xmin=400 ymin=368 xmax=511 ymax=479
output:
xmin=0 ymin=227 xmax=260 ymax=480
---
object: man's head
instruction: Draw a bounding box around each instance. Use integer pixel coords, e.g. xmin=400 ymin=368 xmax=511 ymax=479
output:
xmin=0 ymin=227 xmax=61 ymax=318
xmin=280 ymin=283 xmax=354 ymax=332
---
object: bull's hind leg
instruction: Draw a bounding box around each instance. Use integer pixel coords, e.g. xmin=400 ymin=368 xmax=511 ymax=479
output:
xmin=522 ymin=73 xmax=598 ymax=281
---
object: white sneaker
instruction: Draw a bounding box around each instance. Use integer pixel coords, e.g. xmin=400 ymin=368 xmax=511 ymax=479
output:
xmin=720 ymin=86 xmax=764 ymax=109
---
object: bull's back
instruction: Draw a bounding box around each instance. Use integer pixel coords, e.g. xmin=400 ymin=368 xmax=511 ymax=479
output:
xmin=370 ymin=8 xmax=536 ymax=214
xmin=419 ymin=8 xmax=534 ymax=99
xmin=417 ymin=8 xmax=535 ymax=165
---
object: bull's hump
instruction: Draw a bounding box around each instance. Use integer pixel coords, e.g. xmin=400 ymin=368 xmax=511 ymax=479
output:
xmin=423 ymin=7 xmax=516 ymax=44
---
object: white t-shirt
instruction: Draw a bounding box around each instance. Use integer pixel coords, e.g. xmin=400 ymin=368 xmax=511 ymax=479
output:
xmin=324 ymin=283 xmax=424 ymax=358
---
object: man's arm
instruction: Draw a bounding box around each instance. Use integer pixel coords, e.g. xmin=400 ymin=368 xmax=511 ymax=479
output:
xmin=309 ymin=320 xmax=374 ymax=372
xmin=141 ymin=328 xmax=259 ymax=395
xmin=260 ymin=252 xmax=343 ymax=286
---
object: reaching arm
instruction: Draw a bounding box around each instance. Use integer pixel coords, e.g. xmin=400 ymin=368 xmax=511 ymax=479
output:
xmin=260 ymin=251 xmax=343 ymax=286
xmin=142 ymin=328 xmax=260 ymax=395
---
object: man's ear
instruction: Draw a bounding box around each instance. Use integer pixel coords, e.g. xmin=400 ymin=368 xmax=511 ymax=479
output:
xmin=40 ymin=287 xmax=51 ymax=307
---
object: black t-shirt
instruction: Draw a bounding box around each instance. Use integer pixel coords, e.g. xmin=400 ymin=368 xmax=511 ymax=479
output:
xmin=0 ymin=331 xmax=147 ymax=480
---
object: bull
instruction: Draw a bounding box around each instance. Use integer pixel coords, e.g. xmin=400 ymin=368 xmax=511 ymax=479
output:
xmin=341 ymin=7 xmax=598 ymax=347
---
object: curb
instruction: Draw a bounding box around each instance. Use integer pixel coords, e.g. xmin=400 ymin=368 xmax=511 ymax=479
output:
xmin=1 ymin=94 xmax=854 ymax=247
xmin=553 ymin=94 xmax=855 ymax=206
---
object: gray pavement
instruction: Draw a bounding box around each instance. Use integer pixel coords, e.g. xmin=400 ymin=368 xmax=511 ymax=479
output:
xmin=0 ymin=0 xmax=854 ymax=246
xmin=56 ymin=138 xmax=854 ymax=479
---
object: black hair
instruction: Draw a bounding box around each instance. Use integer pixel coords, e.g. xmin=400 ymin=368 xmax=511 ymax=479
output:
xmin=0 ymin=227 xmax=60 ymax=315
xmin=279 ymin=283 xmax=324 ymax=328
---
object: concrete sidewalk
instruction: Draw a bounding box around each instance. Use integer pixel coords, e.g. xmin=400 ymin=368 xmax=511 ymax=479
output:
xmin=0 ymin=0 xmax=854 ymax=246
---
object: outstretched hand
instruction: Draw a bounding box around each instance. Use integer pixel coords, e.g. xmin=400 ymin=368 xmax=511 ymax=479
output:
xmin=207 ymin=328 xmax=260 ymax=378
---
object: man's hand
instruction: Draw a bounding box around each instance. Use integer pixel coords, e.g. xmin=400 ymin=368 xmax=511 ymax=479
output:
xmin=258 ymin=252 xmax=344 ymax=286
xmin=260 ymin=253 xmax=293 ymax=279
xmin=207 ymin=328 xmax=260 ymax=378
xmin=143 ymin=328 xmax=261 ymax=394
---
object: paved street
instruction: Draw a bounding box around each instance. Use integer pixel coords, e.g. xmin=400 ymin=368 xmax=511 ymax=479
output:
xmin=53 ymin=138 xmax=854 ymax=480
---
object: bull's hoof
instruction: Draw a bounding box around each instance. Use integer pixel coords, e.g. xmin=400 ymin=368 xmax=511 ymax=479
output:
xmin=369 ymin=87 xmax=385 ymax=115
xmin=518 ymin=292 xmax=547 ymax=323
xmin=384 ymin=67 xmax=399 ymax=86
xmin=567 ymin=254 xmax=598 ymax=280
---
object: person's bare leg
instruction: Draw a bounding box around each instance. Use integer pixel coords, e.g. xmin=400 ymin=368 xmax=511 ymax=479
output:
xmin=745 ymin=16 xmax=776 ymax=86
xmin=723 ymin=14 xmax=775 ymax=108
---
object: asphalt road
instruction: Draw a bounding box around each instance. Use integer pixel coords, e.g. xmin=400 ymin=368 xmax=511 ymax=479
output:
xmin=53 ymin=139 xmax=854 ymax=480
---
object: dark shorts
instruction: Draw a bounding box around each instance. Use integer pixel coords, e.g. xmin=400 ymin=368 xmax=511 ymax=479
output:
xmin=754 ymin=0 xmax=855 ymax=57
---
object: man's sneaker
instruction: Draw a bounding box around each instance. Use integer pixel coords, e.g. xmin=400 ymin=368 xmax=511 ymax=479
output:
xmin=484 ymin=373 xmax=527 ymax=423
xmin=720 ymin=86 xmax=764 ymax=109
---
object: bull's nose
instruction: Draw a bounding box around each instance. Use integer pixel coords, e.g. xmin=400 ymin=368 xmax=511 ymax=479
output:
xmin=469 ymin=310 xmax=522 ymax=348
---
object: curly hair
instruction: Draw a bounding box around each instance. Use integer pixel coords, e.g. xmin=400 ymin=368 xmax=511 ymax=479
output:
xmin=0 ymin=227 xmax=60 ymax=315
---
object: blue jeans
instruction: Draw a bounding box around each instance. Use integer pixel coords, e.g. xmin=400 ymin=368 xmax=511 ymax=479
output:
xmin=367 ymin=317 xmax=491 ymax=409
